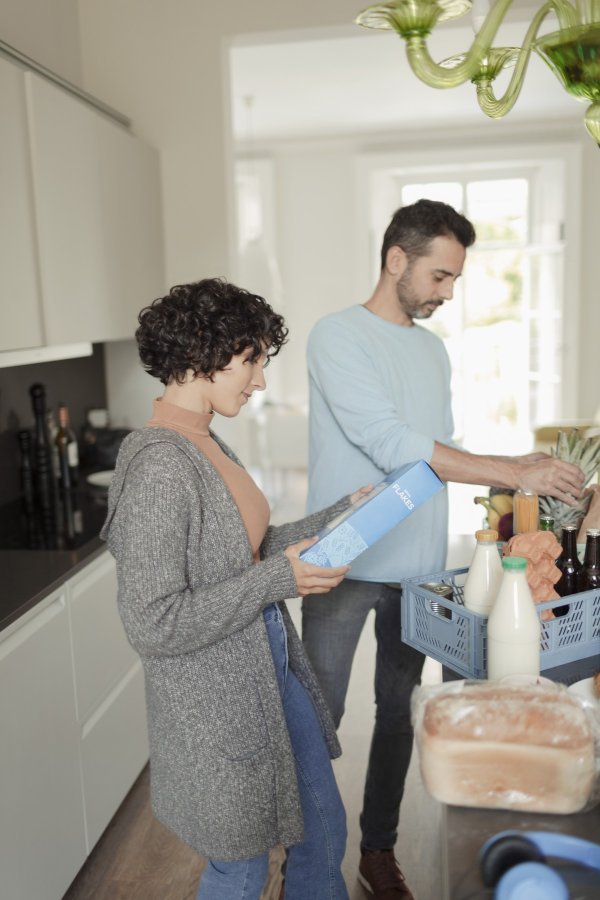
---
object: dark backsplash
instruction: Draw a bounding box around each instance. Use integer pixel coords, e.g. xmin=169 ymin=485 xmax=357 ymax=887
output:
xmin=0 ymin=345 xmax=107 ymax=506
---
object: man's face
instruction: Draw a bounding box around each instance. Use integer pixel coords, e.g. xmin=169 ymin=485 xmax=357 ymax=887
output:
xmin=395 ymin=235 xmax=466 ymax=322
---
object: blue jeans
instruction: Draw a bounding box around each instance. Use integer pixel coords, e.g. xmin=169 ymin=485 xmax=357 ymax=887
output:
xmin=302 ymin=580 xmax=425 ymax=852
xmin=197 ymin=604 xmax=348 ymax=899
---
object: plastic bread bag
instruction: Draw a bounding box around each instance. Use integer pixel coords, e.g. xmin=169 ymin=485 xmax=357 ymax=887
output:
xmin=410 ymin=676 xmax=600 ymax=814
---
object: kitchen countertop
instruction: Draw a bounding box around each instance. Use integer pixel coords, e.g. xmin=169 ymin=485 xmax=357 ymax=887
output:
xmin=0 ymin=539 xmax=106 ymax=633
xmin=442 ymin=801 xmax=600 ymax=899
xmin=0 ymin=488 xmax=109 ymax=633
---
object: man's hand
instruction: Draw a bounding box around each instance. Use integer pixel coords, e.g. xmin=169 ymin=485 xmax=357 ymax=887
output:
xmin=430 ymin=441 xmax=585 ymax=505
xmin=514 ymin=457 xmax=585 ymax=506
xmin=284 ymin=537 xmax=350 ymax=596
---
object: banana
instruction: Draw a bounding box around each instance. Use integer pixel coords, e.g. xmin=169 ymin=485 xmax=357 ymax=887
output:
xmin=473 ymin=493 xmax=513 ymax=528
xmin=473 ymin=496 xmax=500 ymax=530
xmin=489 ymin=494 xmax=514 ymax=517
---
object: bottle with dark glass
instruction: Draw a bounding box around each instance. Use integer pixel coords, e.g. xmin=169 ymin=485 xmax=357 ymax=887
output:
xmin=30 ymin=383 xmax=58 ymax=537
xmin=17 ymin=429 xmax=35 ymax=517
xmin=581 ymin=528 xmax=600 ymax=592
xmin=55 ymin=404 xmax=80 ymax=544
xmin=56 ymin=403 xmax=80 ymax=489
xmin=46 ymin=408 xmax=60 ymax=481
xmin=556 ymin=524 xmax=585 ymax=599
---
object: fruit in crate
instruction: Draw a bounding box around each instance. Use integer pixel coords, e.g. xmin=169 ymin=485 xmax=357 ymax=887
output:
xmin=538 ymin=429 xmax=600 ymax=534
xmin=473 ymin=492 xmax=514 ymax=540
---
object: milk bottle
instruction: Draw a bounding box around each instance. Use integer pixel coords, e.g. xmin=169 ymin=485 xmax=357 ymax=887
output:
xmin=487 ymin=556 xmax=541 ymax=680
xmin=463 ymin=528 xmax=502 ymax=615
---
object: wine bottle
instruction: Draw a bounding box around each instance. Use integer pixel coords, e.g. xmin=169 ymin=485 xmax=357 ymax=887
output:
xmin=56 ymin=403 xmax=80 ymax=488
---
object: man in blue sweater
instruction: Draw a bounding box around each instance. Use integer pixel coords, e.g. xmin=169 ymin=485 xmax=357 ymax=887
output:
xmin=302 ymin=199 xmax=584 ymax=900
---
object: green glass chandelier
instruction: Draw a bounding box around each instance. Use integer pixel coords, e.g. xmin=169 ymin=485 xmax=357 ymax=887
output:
xmin=355 ymin=0 xmax=600 ymax=144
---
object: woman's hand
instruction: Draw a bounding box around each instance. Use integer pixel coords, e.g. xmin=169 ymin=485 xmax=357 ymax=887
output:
xmin=284 ymin=537 xmax=350 ymax=596
xmin=350 ymin=484 xmax=374 ymax=504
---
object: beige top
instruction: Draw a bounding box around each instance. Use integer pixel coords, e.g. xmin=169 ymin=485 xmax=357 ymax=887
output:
xmin=147 ymin=398 xmax=270 ymax=559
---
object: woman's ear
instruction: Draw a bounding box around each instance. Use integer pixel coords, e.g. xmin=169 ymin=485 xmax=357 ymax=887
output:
xmin=385 ymin=244 xmax=409 ymax=278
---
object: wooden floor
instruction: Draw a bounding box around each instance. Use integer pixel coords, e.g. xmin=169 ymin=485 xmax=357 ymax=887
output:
xmin=63 ymin=474 xmax=444 ymax=900
xmin=63 ymin=766 xmax=284 ymax=900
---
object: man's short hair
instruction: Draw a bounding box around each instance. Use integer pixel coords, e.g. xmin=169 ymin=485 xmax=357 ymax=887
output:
xmin=380 ymin=199 xmax=476 ymax=270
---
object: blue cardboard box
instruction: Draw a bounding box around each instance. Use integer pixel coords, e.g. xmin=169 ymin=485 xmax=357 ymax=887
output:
xmin=300 ymin=460 xmax=444 ymax=568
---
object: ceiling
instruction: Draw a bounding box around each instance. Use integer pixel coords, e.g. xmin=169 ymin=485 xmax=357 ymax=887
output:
xmin=229 ymin=17 xmax=582 ymax=143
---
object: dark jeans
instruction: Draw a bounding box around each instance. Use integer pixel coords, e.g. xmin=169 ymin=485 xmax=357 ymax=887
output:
xmin=302 ymin=580 xmax=425 ymax=852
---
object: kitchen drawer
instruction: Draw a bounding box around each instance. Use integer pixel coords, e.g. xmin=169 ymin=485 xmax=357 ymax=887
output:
xmin=68 ymin=551 xmax=138 ymax=722
xmin=0 ymin=590 xmax=86 ymax=900
xmin=80 ymin=660 xmax=148 ymax=851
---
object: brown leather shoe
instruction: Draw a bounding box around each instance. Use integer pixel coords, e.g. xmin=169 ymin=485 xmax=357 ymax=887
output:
xmin=358 ymin=850 xmax=415 ymax=900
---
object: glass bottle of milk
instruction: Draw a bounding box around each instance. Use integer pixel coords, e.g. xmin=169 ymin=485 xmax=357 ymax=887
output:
xmin=486 ymin=556 xmax=541 ymax=680
xmin=463 ymin=528 xmax=503 ymax=615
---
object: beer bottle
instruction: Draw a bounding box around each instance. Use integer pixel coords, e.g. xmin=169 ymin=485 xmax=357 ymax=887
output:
xmin=581 ymin=528 xmax=600 ymax=592
xmin=539 ymin=515 xmax=555 ymax=532
xmin=556 ymin=525 xmax=584 ymax=598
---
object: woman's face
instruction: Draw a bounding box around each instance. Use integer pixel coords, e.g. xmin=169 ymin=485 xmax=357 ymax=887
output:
xmin=202 ymin=346 xmax=268 ymax=417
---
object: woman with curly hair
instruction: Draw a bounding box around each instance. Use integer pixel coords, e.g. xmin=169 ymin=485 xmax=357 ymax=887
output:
xmin=101 ymin=278 xmax=367 ymax=899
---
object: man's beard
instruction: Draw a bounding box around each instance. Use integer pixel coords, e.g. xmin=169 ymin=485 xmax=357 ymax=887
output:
xmin=396 ymin=268 xmax=441 ymax=321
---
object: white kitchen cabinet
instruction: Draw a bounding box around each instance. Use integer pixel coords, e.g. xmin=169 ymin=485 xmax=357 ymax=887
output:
xmin=0 ymin=551 xmax=148 ymax=899
xmin=25 ymin=71 xmax=110 ymax=345
xmin=68 ymin=552 xmax=148 ymax=852
xmin=24 ymin=70 xmax=164 ymax=346
xmin=69 ymin=551 xmax=138 ymax=722
xmin=97 ymin=111 xmax=165 ymax=338
xmin=80 ymin=660 xmax=147 ymax=851
xmin=0 ymin=56 xmax=164 ymax=354
xmin=0 ymin=57 xmax=44 ymax=351
xmin=0 ymin=591 xmax=87 ymax=900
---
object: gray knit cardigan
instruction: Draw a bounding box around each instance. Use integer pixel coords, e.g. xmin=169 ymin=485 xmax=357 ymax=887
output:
xmin=101 ymin=427 xmax=350 ymax=861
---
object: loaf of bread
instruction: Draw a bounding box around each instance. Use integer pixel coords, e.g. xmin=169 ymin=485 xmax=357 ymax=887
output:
xmin=415 ymin=682 xmax=595 ymax=814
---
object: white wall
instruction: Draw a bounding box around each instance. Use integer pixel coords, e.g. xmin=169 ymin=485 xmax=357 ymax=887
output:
xmin=0 ymin=0 xmax=82 ymax=85
xmin=272 ymin=147 xmax=359 ymax=403
xmin=76 ymin=0 xmax=364 ymax=283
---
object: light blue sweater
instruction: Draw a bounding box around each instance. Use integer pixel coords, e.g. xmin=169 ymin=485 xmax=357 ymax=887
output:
xmin=307 ymin=305 xmax=454 ymax=583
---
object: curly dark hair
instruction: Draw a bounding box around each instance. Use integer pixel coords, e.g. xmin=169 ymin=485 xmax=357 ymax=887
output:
xmin=380 ymin=199 xmax=476 ymax=270
xmin=136 ymin=278 xmax=288 ymax=385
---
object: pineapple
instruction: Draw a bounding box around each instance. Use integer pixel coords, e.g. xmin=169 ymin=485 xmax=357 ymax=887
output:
xmin=538 ymin=429 xmax=600 ymax=534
